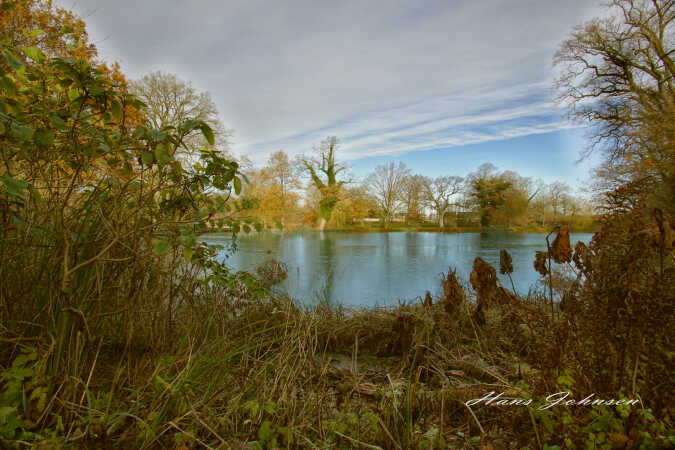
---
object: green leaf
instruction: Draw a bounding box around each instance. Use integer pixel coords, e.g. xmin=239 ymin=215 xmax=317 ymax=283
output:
xmin=154 ymin=143 xmax=171 ymax=165
xmin=141 ymin=152 xmax=154 ymax=165
xmin=132 ymin=98 xmax=147 ymax=110
xmin=0 ymin=77 xmax=17 ymax=96
xmin=68 ymin=88 xmax=81 ymax=102
xmin=110 ymin=99 xmax=123 ymax=121
xmin=263 ymin=401 xmax=276 ymax=415
xmin=0 ymin=122 xmax=5 ymax=135
xmin=3 ymin=51 xmax=25 ymax=71
xmin=243 ymin=224 xmax=251 ymax=234
xmin=180 ymin=119 xmax=201 ymax=133
xmin=183 ymin=247 xmax=193 ymax=262
xmin=11 ymin=123 xmax=34 ymax=141
xmin=33 ymin=129 xmax=54 ymax=148
xmin=150 ymin=129 xmax=167 ymax=142
xmin=0 ymin=177 xmax=29 ymax=200
xmin=199 ymin=122 xmax=215 ymax=146
xmin=49 ymin=114 xmax=67 ymax=129
xmin=21 ymin=46 xmax=45 ymax=62
xmin=132 ymin=126 xmax=148 ymax=139
xmin=233 ymin=176 xmax=242 ymax=195
xmin=88 ymin=85 xmax=104 ymax=96
xmin=0 ymin=406 xmax=24 ymax=440
xmin=30 ymin=29 xmax=45 ymax=38
xmin=258 ymin=420 xmax=274 ymax=443
xmin=152 ymin=241 xmax=171 ymax=256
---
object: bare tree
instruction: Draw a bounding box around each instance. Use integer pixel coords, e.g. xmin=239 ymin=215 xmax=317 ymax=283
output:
xmin=401 ymin=174 xmax=426 ymax=224
xmin=367 ymin=162 xmax=410 ymax=229
xmin=422 ymin=175 xmax=463 ymax=227
xmin=555 ymin=0 xmax=674 ymax=198
xmin=131 ymin=71 xmax=233 ymax=160
xmin=547 ymin=181 xmax=571 ymax=218
xmin=265 ymin=150 xmax=299 ymax=200
xmin=299 ymin=136 xmax=349 ymax=230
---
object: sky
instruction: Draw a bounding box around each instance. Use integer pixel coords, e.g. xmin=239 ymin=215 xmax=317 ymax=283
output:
xmin=58 ymin=0 xmax=605 ymax=187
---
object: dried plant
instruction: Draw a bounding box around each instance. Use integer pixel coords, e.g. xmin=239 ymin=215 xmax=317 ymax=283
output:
xmin=550 ymin=224 xmax=572 ymax=263
xmin=441 ymin=268 xmax=465 ymax=314
xmin=499 ymin=249 xmax=513 ymax=274
xmin=469 ymin=257 xmax=498 ymax=308
xmin=534 ymin=251 xmax=549 ymax=276
xmin=256 ymin=259 xmax=289 ymax=286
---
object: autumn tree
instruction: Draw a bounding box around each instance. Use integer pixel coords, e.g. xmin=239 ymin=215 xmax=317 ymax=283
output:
xmin=244 ymin=150 xmax=300 ymax=227
xmin=421 ymin=175 xmax=463 ymax=227
xmin=330 ymin=185 xmax=377 ymax=227
xmin=1 ymin=0 xmax=96 ymax=61
xmin=555 ymin=0 xmax=674 ymax=210
xmin=299 ymin=136 xmax=349 ymax=230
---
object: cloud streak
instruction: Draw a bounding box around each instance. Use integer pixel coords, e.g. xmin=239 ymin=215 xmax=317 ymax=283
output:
xmin=59 ymin=0 xmax=604 ymax=167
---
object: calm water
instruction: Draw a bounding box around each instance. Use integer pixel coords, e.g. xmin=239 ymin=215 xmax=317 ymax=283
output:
xmin=202 ymin=230 xmax=593 ymax=308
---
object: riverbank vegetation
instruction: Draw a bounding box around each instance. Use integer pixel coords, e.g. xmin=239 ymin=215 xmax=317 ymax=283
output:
xmin=1 ymin=0 xmax=673 ymax=448
xmin=238 ymin=151 xmax=599 ymax=234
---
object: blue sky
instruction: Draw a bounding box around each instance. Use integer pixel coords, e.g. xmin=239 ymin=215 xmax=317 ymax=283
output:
xmin=59 ymin=0 xmax=605 ymax=187
xmin=350 ymin=129 xmax=599 ymax=184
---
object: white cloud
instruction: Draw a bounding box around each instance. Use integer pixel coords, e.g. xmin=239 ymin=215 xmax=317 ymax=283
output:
xmin=58 ymin=0 xmax=604 ymax=165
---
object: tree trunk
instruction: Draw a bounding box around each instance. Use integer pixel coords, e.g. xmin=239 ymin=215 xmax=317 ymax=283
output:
xmin=438 ymin=210 xmax=444 ymax=228
xmin=318 ymin=217 xmax=327 ymax=231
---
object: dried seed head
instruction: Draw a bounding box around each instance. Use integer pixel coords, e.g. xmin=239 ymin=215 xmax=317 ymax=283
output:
xmin=470 ymin=257 xmax=498 ymax=308
xmin=551 ymin=225 xmax=572 ymax=263
xmin=573 ymin=241 xmax=591 ymax=272
xmin=534 ymin=251 xmax=549 ymax=276
xmin=423 ymin=291 xmax=433 ymax=308
xmin=499 ymin=249 xmax=513 ymax=274
xmin=470 ymin=257 xmax=497 ymax=292
xmin=442 ymin=268 xmax=465 ymax=314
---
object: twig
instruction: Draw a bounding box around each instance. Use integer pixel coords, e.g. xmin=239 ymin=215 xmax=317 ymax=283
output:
xmin=334 ymin=430 xmax=383 ymax=449
xmin=79 ymin=337 xmax=102 ymax=406
xmin=377 ymin=416 xmax=401 ymax=450
xmin=191 ymin=411 xmax=226 ymax=446
xmin=463 ymin=403 xmax=485 ymax=435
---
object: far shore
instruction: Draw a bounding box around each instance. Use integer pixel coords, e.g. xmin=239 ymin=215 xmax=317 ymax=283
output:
xmin=204 ymin=221 xmax=600 ymax=236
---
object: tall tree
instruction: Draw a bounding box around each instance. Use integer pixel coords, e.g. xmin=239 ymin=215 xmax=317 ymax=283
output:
xmin=547 ymin=181 xmax=571 ymax=218
xmin=265 ymin=150 xmax=297 ymax=200
xmin=401 ymin=174 xmax=426 ymax=224
xmin=131 ymin=71 xmax=232 ymax=162
xmin=555 ymin=0 xmax=675 ymax=210
xmin=1 ymin=0 xmax=96 ymax=62
xmin=422 ymin=175 xmax=463 ymax=227
xmin=498 ymin=171 xmax=541 ymax=227
xmin=253 ymin=150 xmax=300 ymax=227
xmin=367 ymin=162 xmax=410 ymax=229
xmin=299 ymin=136 xmax=349 ymax=230
xmin=467 ymin=163 xmax=512 ymax=227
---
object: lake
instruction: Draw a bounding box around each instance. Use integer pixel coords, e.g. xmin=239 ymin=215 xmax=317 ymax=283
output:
xmin=202 ymin=230 xmax=594 ymax=308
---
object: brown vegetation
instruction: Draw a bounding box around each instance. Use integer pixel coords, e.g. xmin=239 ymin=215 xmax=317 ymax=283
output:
xmin=1 ymin=0 xmax=673 ymax=448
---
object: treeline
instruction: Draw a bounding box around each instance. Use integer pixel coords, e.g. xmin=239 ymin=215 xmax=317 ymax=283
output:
xmin=117 ymin=72 xmax=596 ymax=233
xmin=236 ymin=146 xmax=596 ymax=232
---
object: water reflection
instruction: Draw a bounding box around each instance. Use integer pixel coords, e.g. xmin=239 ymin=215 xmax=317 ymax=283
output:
xmin=202 ymin=230 xmax=593 ymax=308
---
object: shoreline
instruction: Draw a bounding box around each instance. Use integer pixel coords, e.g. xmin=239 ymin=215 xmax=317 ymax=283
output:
xmin=203 ymin=224 xmax=600 ymax=235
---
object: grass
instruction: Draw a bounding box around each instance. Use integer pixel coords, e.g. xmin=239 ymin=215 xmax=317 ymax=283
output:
xmin=2 ymin=264 xmax=671 ymax=448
